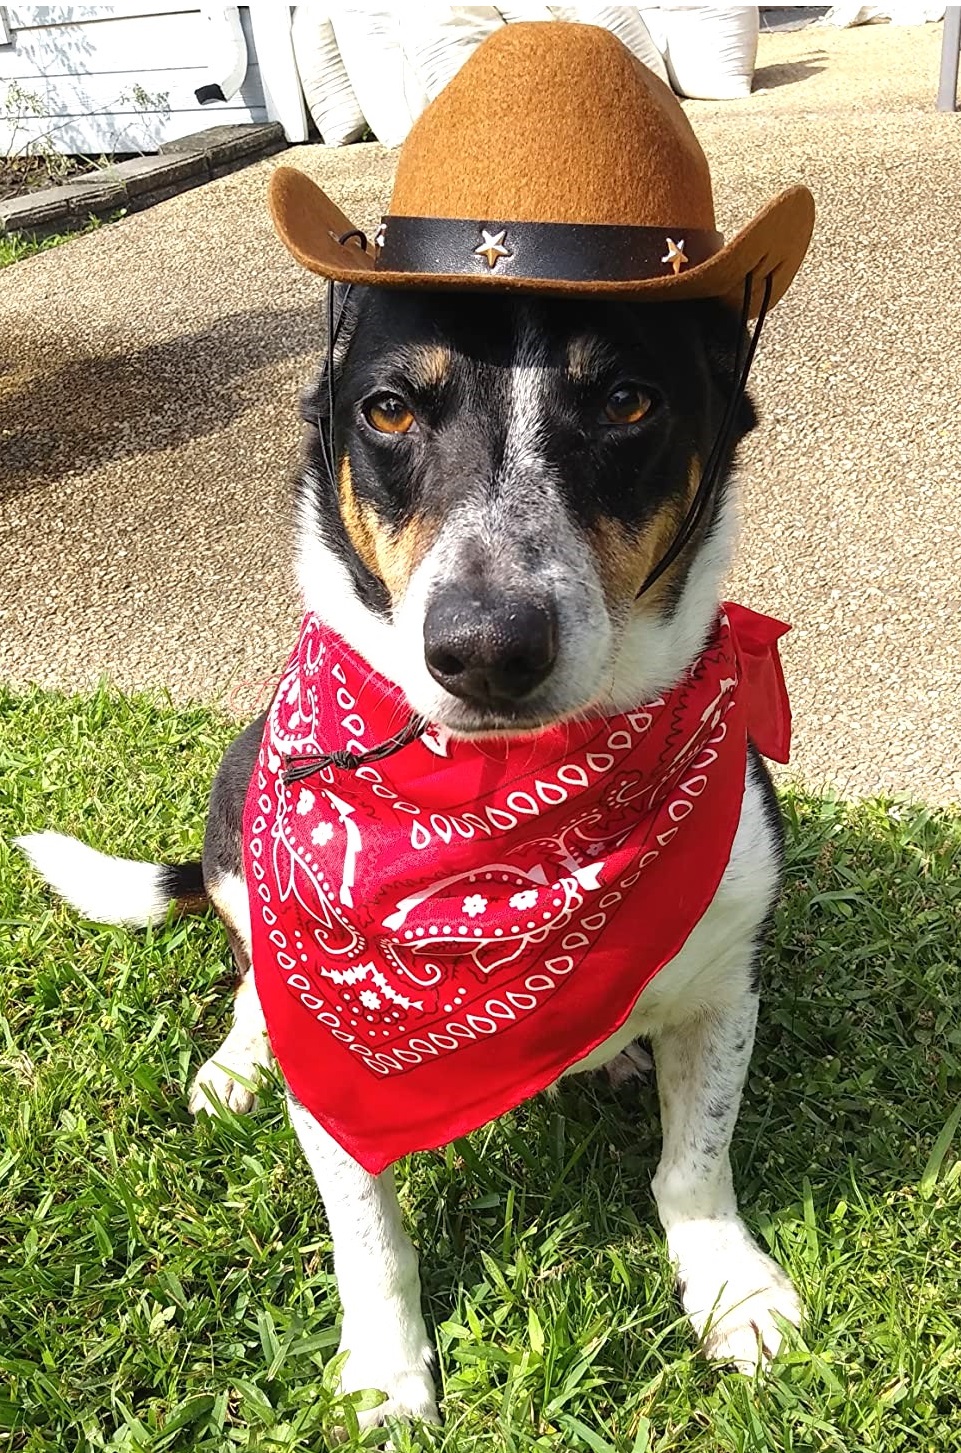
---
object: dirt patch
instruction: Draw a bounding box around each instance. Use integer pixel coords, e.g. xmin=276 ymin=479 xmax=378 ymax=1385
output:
xmin=0 ymin=154 xmax=104 ymax=204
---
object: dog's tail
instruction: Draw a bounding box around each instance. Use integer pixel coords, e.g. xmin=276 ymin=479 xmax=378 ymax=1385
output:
xmin=14 ymin=831 xmax=208 ymax=927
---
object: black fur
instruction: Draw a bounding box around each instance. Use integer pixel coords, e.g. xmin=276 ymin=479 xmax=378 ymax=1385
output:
xmin=158 ymin=859 xmax=206 ymax=902
xmin=201 ymin=712 xmax=267 ymax=887
xmin=748 ymin=743 xmax=785 ymax=865
xmin=746 ymin=743 xmax=785 ymax=994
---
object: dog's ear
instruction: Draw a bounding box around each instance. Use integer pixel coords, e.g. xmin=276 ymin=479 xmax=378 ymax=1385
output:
xmin=696 ymin=298 xmax=759 ymax=438
xmin=299 ymin=369 xmax=327 ymax=427
xmin=299 ymin=283 xmax=363 ymax=428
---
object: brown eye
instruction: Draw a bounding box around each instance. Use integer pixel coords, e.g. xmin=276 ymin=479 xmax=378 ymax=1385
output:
xmin=603 ymin=384 xmax=652 ymax=425
xmin=365 ymin=395 xmax=415 ymax=435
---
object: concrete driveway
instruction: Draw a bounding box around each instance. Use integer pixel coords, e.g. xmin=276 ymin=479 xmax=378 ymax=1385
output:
xmin=2 ymin=21 xmax=959 ymax=802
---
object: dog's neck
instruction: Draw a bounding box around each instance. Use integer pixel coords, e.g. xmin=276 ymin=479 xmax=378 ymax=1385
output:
xmin=295 ymin=481 xmax=738 ymax=731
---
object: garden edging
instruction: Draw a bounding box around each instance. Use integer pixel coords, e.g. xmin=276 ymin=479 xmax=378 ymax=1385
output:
xmin=0 ymin=122 xmax=286 ymax=238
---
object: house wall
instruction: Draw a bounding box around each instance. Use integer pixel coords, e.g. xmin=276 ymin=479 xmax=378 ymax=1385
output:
xmin=0 ymin=4 xmax=269 ymax=154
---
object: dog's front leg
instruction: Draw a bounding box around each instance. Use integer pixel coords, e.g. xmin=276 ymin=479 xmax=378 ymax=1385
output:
xmin=650 ymin=987 xmax=801 ymax=1371
xmin=287 ymin=1094 xmax=439 ymax=1428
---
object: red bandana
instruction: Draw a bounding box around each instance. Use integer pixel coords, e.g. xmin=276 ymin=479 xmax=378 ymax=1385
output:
xmin=243 ymin=603 xmax=790 ymax=1174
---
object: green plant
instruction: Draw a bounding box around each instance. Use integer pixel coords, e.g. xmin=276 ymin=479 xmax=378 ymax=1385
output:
xmin=0 ymin=210 xmax=128 ymax=268
xmin=1 ymin=77 xmax=172 ymax=196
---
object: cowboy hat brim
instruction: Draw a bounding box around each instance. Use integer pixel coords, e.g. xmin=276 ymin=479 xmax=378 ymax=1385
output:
xmin=268 ymin=166 xmax=814 ymax=318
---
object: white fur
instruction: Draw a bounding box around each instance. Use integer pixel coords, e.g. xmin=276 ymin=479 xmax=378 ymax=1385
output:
xmin=660 ymin=1208 xmax=801 ymax=1371
xmin=297 ymin=476 xmax=397 ymax=681
xmin=605 ymin=490 xmax=740 ymax=711
xmin=207 ymin=868 xmax=252 ymax=959
xmin=188 ymin=875 xmax=270 ymax=1116
xmin=502 ymin=311 xmax=551 ymax=475
xmin=188 ymin=973 xmax=269 ymax=1116
xmin=14 ymin=831 xmax=172 ymax=926
xmin=288 ymin=1095 xmax=439 ymax=1428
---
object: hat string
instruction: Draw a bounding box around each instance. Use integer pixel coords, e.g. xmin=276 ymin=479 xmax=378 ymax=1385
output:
xmin=636 ymin=269 xmax=774 ymax=598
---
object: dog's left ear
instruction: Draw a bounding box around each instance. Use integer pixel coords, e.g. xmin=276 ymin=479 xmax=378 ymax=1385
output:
xmin=734 ymin=384 xmax=758 ymax=438
xmin=698 ymin=300 xmax=759 ymax=438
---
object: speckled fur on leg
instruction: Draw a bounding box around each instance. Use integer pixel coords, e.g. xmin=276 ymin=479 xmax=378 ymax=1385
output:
xmin=650 ymin=983 xmax=801 ymax=1370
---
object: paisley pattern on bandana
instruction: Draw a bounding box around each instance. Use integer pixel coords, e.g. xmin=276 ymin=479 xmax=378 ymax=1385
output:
xmin=244 ymin=603 xmax=790 ymax=1173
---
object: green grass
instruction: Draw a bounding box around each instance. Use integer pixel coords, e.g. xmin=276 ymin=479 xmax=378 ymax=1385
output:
xmin=0 ymin=212 xmax=126 ymax=268
xmin=1 ymin=685 xmax=960 ymax=1452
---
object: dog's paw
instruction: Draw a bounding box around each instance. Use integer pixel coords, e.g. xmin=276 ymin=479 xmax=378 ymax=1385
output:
xmin=335 ymin=1344 xmax=439 ymax=1435
xmin=602 ymin=1040 xmax=653 ymax=1088
xmin=672 ymin=1218 xmax=801 ymax=1373
xmin=188 ymin=1053 xmax=259 ymax=1116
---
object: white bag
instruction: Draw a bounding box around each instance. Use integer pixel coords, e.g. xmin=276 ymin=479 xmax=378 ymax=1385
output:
xmin=822 ymin=3 xmax=944 ymax=22
xmin=329 ymin=4 xmax=429 ymax=147
xmin=653 ymin=4 xmax=759 ymax=100
xmin=291 ymin=5 xmax=367 ymax=145
xmin=404 ymin=7 xmax=505 ymax=102
xmin=549 ymin=6 xmax=670 ymax=85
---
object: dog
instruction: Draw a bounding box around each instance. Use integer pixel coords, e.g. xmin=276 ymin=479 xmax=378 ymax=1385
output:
xmin=18 ymin=281 xmax=803 ymax=1429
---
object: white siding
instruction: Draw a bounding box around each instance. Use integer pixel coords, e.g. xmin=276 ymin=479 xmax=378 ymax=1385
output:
xmin=0 ymin=6 xmax=269 ymax=154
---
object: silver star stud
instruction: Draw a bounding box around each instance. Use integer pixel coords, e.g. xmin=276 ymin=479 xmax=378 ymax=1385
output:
xmin=374 ymin=222 xmax=387 ymax=250
xmin=661 ymin=237 xmax=688 ymax=275
xmin=474 ymin=227 xmax=510 ymax=269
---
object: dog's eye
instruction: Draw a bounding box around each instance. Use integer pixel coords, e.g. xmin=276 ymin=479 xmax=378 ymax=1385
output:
xmin=364 ymin=394 xmax=415 ymax=435
xmin=603 ymin=385 xmax=652 ymax=426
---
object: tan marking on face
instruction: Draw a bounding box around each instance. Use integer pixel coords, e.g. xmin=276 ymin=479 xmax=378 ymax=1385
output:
xmin=567 ymin=334 xmax=605 ymax=383
xmin=338 ymin=454 xmax=438 ymax=600
xmin=408 ymin=343 xmax=452 ymax=391
xmin=588 ymin=459 xmax=701 ymax=614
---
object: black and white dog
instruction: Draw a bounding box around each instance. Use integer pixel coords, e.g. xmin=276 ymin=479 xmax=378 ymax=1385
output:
xmin=19 ymin=285 xmax=801 ymax=1427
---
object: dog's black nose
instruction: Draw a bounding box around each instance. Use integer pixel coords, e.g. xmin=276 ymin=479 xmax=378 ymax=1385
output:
xmin=424 ymin=589 xmax=558 ymax=705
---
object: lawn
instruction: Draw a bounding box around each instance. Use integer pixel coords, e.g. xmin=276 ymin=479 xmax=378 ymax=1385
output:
xmin=1 ymin=686 xmax=960 ymax=1452
xmin=0 ymin=213 xmax=124 ymax=268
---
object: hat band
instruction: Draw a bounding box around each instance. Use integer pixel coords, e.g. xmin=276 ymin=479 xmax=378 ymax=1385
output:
xmin=372 ymin=216 xmax=724 ymax=284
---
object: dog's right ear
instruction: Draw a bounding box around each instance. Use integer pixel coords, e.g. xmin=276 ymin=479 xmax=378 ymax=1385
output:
xmin=300 ymin=282 xmax=361 ymax=429
xmin=299 ymin=369 xmax=328 ymax=427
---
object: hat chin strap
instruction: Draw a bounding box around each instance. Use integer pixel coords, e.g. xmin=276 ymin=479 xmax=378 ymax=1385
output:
xmin=636 ymin=269 xmax=774 ymax=599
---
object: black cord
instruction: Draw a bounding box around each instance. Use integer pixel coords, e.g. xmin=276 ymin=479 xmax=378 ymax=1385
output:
xmin=637 ymin=270 xmax=774 ymax=598
xmin=282 ymin=711 xmax=430 ymax=784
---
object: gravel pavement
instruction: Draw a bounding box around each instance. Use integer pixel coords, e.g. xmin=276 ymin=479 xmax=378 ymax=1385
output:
xmin=2 ymin=22 xmax=959 ymax=802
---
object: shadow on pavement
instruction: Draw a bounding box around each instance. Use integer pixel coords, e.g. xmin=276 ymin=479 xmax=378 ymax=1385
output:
xmin=0 ymin=305 xmax=321 ymax=500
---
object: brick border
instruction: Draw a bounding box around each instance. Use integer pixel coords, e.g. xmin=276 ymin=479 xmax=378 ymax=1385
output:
xmin=0 ymin=122 xmax=286 ymax=239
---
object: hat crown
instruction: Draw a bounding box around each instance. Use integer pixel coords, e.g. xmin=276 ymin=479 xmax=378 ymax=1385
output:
xmin=390 ymin=21 xmax=715 ymax=232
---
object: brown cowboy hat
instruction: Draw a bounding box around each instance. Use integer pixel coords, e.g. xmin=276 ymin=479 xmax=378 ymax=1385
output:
xmin=268 ymin=20 xmax=814 ymax=318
